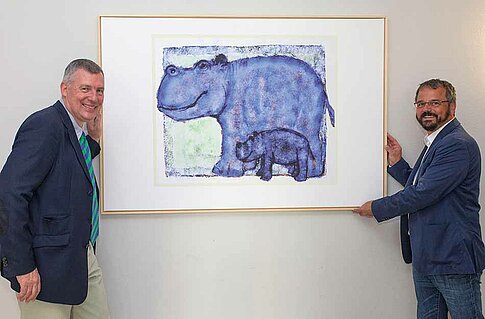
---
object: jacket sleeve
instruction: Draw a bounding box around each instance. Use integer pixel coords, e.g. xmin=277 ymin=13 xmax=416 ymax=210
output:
xmin=387 ymin=158 xmax=412 ymax=187
xmin=0 ymin=115 xmax=59 ymax=278
xmin=372 ymin=138 xmax=470 ymax=222
xmin=0 ymin=197 xmax=6 ymax=236
xmin=86 ymin=135 xmax=101 ymax=158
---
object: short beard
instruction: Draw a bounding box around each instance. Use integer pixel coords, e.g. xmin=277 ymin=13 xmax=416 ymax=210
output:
xmin=416 ymin=109 xmax=451 ymax=132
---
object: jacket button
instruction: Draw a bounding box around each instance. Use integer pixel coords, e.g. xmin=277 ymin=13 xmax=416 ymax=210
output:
xmin=88 ymin=190 xmax=93 ymax=196
xmin=2 ymin=257 xmax=7 ymax=267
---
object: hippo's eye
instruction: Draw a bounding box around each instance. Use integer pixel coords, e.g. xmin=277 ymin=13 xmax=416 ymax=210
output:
xmin=165 ymin=65 xmax=178 ymax=76
xmin=196 ymin=60 xmax=210 ymax=71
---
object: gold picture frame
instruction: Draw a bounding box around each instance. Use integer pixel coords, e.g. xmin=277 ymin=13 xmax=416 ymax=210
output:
xmin=98 ymin=16 xmax=387 ymax=214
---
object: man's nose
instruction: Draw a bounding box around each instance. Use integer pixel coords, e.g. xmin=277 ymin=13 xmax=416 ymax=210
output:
xmin=87 ymin=89 xmax=97 ymax=101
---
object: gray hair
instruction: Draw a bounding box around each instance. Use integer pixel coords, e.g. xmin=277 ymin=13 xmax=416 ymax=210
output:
xmin=62 ymin=59 xmax=103 ymax=84
xmin=415 ymin=79 xmax=456 ymax=104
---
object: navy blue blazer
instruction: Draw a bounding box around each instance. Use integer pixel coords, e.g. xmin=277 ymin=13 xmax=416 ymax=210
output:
xmin=372 ymin=119 xmax=485 ymax=274
xmin=0 ymin=101 xmax=100 ymax=304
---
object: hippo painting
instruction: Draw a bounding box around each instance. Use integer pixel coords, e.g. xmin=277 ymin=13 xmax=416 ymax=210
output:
xmin=236 ymin=128 xmax=314 ymax=182
xmin=157 ymin=53 xmax=335 ymax=178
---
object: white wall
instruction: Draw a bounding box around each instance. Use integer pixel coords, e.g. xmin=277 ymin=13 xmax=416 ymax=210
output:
xmin=1 ymin=0 xmax=484 ymax=318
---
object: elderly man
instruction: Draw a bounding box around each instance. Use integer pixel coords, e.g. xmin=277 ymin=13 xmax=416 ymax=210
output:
xmin=0 ymin=59 xmax=110 ymax=318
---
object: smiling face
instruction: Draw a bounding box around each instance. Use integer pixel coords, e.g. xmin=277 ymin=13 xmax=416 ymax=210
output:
xmin=61 ymin=68 xmax=104 ymax=127
xmin=415 ymin=86 xmax=455 ymax=133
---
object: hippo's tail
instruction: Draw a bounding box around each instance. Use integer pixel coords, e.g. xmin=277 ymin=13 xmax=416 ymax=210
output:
xmin=326 ymin=100 xmax=335 ymax=127
xmin=323 ymin=88 xmax=335 ymax=127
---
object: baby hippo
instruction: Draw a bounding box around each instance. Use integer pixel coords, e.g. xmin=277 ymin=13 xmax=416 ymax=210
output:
xmin=236 ymin=128 xmax=314 ymax=182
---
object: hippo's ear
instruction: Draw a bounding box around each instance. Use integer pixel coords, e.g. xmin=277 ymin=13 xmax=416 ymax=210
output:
xmin=214 ymin=54 xmax=228 ymax=65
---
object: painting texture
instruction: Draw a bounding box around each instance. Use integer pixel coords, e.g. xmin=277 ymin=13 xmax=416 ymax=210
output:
xmin=156 ymin=45 xmax=335 ymax=181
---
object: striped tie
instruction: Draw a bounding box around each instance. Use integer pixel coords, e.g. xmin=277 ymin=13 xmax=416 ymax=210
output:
xmin=79 ymin=132 xmax=99 ymax=245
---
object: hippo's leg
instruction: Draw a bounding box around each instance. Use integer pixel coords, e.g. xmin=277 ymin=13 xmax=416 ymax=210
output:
xmin=256 ymin=157 xmax=264 ymax=176
xmin=212 ymin=158 xmax=244 ymax=177
xmin=259 ymin=155 xmax=273 ymax=181
xmin=294 ymin=148 xmax=309 ymax=182
xmin=321 ymin=134 xmax=328 ymax=176
xmin=212 ymin=136 xmax=244 ymax=177
xmin=288 ymin=164 xmax=297 ymax=176
xmin=307 ymin=137 xmax=323 ymax=177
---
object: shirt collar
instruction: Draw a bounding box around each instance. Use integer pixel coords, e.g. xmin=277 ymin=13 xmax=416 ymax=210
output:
xmin=424 ymin=117 xmax=454 ymax=148
xmin=60 ymin=98 xmax=86 ymax=140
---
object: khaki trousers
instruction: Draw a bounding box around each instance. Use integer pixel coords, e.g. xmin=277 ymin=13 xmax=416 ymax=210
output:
xmin=18 ymin=243 xmax=110 ymax=319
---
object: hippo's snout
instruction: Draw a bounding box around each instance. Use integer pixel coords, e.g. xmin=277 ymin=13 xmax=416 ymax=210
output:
xmin=157 ymin=91 xmax=208 ymax=113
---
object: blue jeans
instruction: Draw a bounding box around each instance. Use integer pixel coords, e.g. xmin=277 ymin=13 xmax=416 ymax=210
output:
xmin=413 ymin=267 xmax=484 ymax=319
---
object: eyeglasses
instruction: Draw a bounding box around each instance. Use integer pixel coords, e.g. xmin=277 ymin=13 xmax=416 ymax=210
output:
xmin=414 ymin=100 xmax=449 ymax=108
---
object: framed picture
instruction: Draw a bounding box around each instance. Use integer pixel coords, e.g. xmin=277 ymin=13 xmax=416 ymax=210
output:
xmin=99 ymin=16 xmax=387 ymax=214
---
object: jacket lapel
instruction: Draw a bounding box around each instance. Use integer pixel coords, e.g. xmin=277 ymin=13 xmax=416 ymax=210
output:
xmin=423 ymin=118 xmax=460 ymax=159
xmin=406 ymin=146 xmax=428 ymax=187
xmin=54 ymin=101 xmax=92 ymax=183
xmin=406 ymin=118 xmax=461 ymax=186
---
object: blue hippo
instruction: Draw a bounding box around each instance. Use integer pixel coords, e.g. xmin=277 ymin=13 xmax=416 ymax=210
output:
xmin=157 ymin=54 xmax=335 ymax=178
xmin=236 ymin=128 xmax=314 ymax=182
